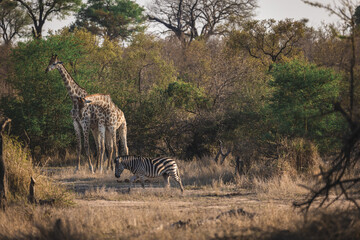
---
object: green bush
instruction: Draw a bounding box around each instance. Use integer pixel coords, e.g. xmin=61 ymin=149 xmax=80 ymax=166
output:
xmin=266 ymin=59 xmax=346 ymax=152
xmin=1 ymin=35 xmax=93 ymax=155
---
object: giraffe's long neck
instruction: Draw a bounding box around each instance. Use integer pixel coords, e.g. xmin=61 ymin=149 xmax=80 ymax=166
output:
xmin=57 ymin=64 xmax=88 ymax=100
xmin=85 ymin=94 xmax=113 ymax=109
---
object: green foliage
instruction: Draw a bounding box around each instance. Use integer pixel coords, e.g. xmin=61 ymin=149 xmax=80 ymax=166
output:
xmin=73 ymin=0 xmax=145 ymax=40
xmin=166 ymin=81 xmax=210 ymax=111
xmin=0 ymin=0 xmax=31 ymax=44
xmin=1 ymin=35 xmax=88 ymax=154
xmin=267 ymin=59 xmax=346 ymax=151
xmin=355 ymin=6 xmax=360 ymax=26
xmin=228 ymin=19 xmax=306 ymax=68
xmin=15 ymin=0 xmax=82 ymax=38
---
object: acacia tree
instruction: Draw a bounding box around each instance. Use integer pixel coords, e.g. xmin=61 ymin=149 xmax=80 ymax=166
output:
xmin=302 ymin=0 xmax=359 ymax=121
xmin=294 ymin=0 xmax=360 ymax=212
xmin=15 ymin=0 xmax=81 ymax=39
xmin=73 ymin=0 xmax=145 ymax=41
xmin=148 ymin=0 xmax=257 ymax=44
xmin=0 ymin=0 xmax=31 ymax=45
xmin=228 ymin=18 xmax=307 ymax=70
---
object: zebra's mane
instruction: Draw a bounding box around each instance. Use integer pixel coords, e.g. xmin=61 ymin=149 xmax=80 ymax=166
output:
xmin=120 ymin=155 xmax=151 ymax=162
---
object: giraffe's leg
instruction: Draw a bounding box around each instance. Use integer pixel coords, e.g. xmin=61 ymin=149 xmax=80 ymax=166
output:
xmin=118 ymin=123 xmax=129 ymax=155
xmin=97 ymin=125 xmax=106 ymax=174
xmin=106 ymin=127 xmax=116 ymax=170
xmin=111 ymin=128 xmax=117 ymax=170
xmin=82 ymin=122 xmax=94 ymax=174
xmin=105 ymin=129 xmax=111 ymax=164
xmin=73 ymin=120 xmax=82 ymax=171
xmin=105 ymin=131 xmax=114 ymax=171
xmin=91 ymin=128 xmax=100 ymax=172
xmin=163 ymin=174 xmax=170 ymax=189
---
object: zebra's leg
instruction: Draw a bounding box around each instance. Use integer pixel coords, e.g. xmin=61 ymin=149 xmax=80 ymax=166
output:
xmin=172 ymin=174 xmax=184 ymax=192
xmin=140 ymin=175 xmax=145 ymax=189
xmin=129 ymin=175 xmax=138 ymax=192
xmin=163 ymin=174 xmax=170 ymax=189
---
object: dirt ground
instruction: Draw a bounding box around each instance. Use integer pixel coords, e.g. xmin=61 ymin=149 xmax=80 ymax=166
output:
xmin=2 ymin=166 xmax=356 ymax=240
xmin=40 ymin=167 xmax=308 ymax=239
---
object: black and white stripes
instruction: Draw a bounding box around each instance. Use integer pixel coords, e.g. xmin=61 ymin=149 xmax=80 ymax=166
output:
xmin=114 ymin=156 xmax=184 ymax=192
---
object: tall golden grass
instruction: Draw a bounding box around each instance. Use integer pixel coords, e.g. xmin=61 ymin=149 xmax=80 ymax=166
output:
xmin=3 ymin=134 xmax=73 ymax=205
xmin=1 ymin=137 xmax=359 ymax=239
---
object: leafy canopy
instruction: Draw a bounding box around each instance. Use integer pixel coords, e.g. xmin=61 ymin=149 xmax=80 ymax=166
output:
xmin=15 ymin=0 xmax=82 ymax=38
xmin=267 ymin=59 xmax=345 ymax=151
xmin=73 ymin=0 xmax=145 ymax=40
xmin=0 ymin=33 xmax=89 ymax=153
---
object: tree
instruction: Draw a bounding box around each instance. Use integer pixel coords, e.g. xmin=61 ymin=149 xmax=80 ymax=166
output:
xmin=228 ymin=18 xmax=307 ymax=70
xmin=268 ymin=59 xmax=345 ymax=151
xmin=73 ymin=0 xmax=145 ymax=41
xmin=148 ymin=0 xmax=257 ymax=44
xmin=292 ymin=0 xmax=360 ymax=213
xmin=0 ymin=0 xmax=31 ymax=45
xmin=302 ymin=0 xmax=359 ymax=122
xmin=15 ymin=0 xmax=81 ymax=39
xmin=0 ymin=118 xmax=11 ymax=211
xmin=0 ymin=34 xmax=87 ymax=154
xmin=294 ymin=106 xmax=360 ymax=212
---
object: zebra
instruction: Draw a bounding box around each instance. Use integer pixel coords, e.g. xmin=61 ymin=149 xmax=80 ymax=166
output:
xmin=114 ymin=156 xmax=184 ymax=192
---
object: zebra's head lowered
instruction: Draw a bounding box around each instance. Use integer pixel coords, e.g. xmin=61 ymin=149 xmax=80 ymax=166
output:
xmin=114 ymin=156 xmax=125 ymax=178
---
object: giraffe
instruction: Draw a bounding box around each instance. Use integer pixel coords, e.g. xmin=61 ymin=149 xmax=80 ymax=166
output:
xmin=45 ymin=54 xmax=99 ymax=173
xmin=77 ymin=97 xmax=106 ymax=173
xmin=83 ymin=94 xmax=129 ymax=170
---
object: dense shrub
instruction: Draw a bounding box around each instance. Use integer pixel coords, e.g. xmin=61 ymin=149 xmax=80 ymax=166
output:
xmin=1 ymin=36 xmax=88 ymax=154
xmin=266 ymin=59 xmax=346 ymax=152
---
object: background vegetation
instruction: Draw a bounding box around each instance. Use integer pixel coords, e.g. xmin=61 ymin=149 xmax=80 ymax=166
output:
xmin=1 ymin=0 xmax=360 ymax=239
xmin=0 ymin=0 xmax=358 ymax=164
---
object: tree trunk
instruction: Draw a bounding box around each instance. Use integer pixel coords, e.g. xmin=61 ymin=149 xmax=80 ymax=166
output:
xmin=0 ymin=118 xmax=11 ymax=211
xmin=28 ymin=176 xmax=37 ymax=204
xmin=0 ymin=143 xmax=7 ymax=210
xmin=235 ymin=157 xmax=244 ymax=176
xmin=214 ymin=140 xmax=231 ymax=164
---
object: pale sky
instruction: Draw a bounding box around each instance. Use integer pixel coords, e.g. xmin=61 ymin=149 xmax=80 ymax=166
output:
xmin=44 ymin=0 xmax=341 ymax=34
xmin=256 ymin=0 xmax=339 ymax=27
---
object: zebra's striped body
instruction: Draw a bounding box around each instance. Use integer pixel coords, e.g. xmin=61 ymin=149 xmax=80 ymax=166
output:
xmin=114 ymin=156 xmax=184 ymax=192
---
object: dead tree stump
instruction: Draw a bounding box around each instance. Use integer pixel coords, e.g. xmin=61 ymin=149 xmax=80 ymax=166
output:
xmin=28 ymin=176 xmax=37 ymax=204
xmin=214 ymin=140 xmax=231 ymax=165
xmin=235 ymin=157 xmax=244 ymax=176
xmin=0 ymin=118 xmax=11 ymax=210
xmin=0 ymin=149 xmax=6 ymax=211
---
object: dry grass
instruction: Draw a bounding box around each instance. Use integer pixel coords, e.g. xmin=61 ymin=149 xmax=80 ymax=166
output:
xmin=1 ymin=147 xmax=359 ymax=239
xmin=3 ymin=135 xmax=73 ymax=205
xmin=1 ymin=193 xmax=358 ymax=240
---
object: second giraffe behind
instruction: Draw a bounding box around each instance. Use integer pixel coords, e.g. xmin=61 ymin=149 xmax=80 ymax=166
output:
xmin=114 ymin=156 xmax=184 ymax=192
xmin=83 ymin=94 xmax=129 ymax=170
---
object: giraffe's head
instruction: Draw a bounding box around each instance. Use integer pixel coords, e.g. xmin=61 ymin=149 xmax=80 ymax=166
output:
xmin=114 ymin=156 xmax=125 ymax=178
xmin=45 ymin=54 xmax=63 ymax=73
